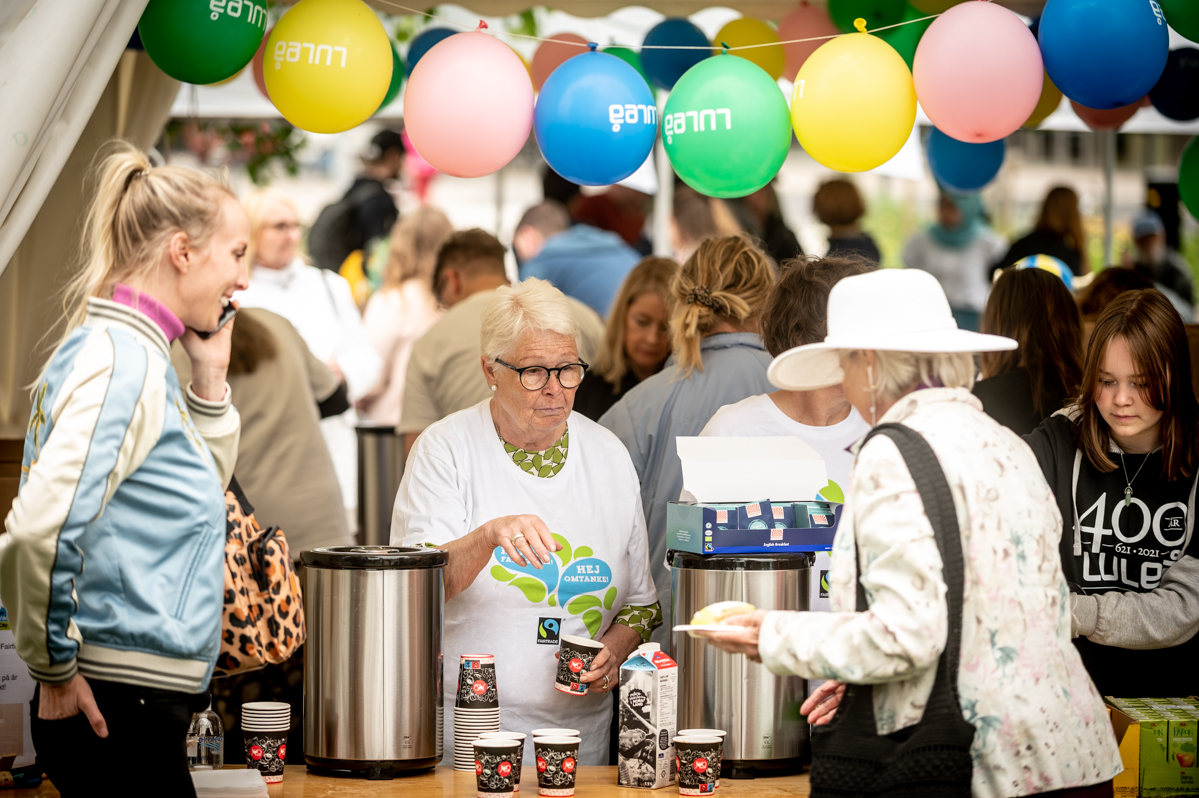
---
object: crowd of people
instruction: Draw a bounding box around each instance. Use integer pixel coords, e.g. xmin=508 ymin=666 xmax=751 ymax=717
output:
xmin=1 ymin=132 xmax=1198 ymax=797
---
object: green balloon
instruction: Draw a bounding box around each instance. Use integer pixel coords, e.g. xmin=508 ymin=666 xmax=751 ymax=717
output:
xmin=828 ymin=0 xmax=907 ymax=34
xmin=139 ymin=0 xmax=267 ymax=85
xmin=1180 ymin=137 xmax=1199 ymax=222
xmin=377 ymin=45 xmax=404 ymax=112
xmin=663 ymin=54 xmax=792 ymax=199
xmin=603 ymin=46 xmax=652 ymax=90
xmin=1161 ymin=0 xmax=1199 ymax=43
xmin=879 ymin=3 xmax=932 ymax=71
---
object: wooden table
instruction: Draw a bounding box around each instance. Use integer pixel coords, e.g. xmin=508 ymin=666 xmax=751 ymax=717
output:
xmin=16 ymin=764 xmax=811 ymax=796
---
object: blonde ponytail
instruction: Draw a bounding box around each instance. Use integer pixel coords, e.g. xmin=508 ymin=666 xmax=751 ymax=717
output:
xmin=669 ymin=235 xmax=775 ymax=377
xmin=41 ymin=141 xmax=235 ymax=382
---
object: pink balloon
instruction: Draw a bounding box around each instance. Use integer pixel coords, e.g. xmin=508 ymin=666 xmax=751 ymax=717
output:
xmin=403 ymin=32 xmax=534 ymax=178
xmin=778 ymin=2 xmax=839 ymax=80
xmin=914 ymin=2 xmax=1043 ymax=143
xmin=531 ymin=33 xmax=588 ymax=91
xmin=1071 ymin=99 xmax=1141 ymax=131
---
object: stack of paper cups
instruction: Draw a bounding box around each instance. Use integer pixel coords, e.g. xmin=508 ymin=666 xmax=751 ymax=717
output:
xmin=454 ymin=653 xmax=501 ymax=771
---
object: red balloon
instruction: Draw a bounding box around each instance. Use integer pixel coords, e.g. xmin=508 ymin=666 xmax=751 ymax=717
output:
xmin=251 ymin=25 xmax=273 ymax=99
xmin=778 ymin=2 xmax=839 ymax=80
xmin=1071 ymin=99 xmax=1141 ymax=130
xmin=531 ymin=33 xmax=588 ymax=91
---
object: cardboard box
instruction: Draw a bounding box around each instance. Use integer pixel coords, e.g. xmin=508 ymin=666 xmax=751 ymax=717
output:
xmin=1106 ymin=701 xmax=1199 ymax=797
xmin=1109 ymin=706 xmax=1141 ymax=798
xmin=617 ymin=644 xmax=677 ymax=789
xmin=666 ymin=501 xmax=840 ymax=555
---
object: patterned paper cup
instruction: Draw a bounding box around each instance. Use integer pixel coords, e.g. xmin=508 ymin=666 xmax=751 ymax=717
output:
xmin=555 ymin=635 xmax=604 ymax=696
xmin=533 ymin=736 xmax=581 ymax=797
xmin=677 ymin=730 xmax=725 ymax=788
xmin=477 ymin=733 xmax=526 ymax=791
xmin=459 ymin=654 xmax=500 ymax=708
xmin=474 ymin=739 xmax=521 ymax=798
xmin=675 ymin=736 xmax=722 ymax=796
xmin=244 ymin=729 xmax=288 ymax=784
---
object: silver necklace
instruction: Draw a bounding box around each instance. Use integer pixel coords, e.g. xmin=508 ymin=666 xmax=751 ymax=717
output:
xmin=1117 ymin=450 xmax=1153 ymax=507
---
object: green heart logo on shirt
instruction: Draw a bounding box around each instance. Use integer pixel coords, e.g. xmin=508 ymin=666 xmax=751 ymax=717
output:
xmin=490 ymin=533 xmax=616 ymax=638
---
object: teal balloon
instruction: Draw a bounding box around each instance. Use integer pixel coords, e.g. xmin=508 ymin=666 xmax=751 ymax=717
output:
xmin=603 ymin=46 xmax=651 ymax=89
xmin=378 ymin=45 xmax=404 ymax=111
xmin=828 ymin=0 xmax=907 ymax=34
xmin=879 ymin=3 xmax=932 ymax=71
xmin=662 ymin=54 xmax=792 ymax=199
xmin=138 ymin=0 xmax=267 ymax=85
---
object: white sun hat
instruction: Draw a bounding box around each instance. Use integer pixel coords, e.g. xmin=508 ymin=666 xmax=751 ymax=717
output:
xmin=768 ymin=268 xmax=1017 ymax=392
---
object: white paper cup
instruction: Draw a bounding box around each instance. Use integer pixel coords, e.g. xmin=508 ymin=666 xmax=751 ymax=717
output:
xmin=530 ymin=728 xmax=580 ymax=739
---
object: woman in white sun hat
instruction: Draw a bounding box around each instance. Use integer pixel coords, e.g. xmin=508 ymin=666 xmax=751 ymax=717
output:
xmin=699 ymin=269 xmax=1120 ymax=798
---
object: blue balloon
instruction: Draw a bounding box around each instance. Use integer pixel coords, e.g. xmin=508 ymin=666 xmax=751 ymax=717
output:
xmin=407 ymin=27 xmax=456 ymax=72
xmin=640 ymin=18 xmax=709 ymax=90
xmin=535 ymin=51 xmax=658 ymax=186
xmin=926 ymin=128 xmax=1005 ymax=193
xmin=1038 ymin=0 xmax=1168 ymax=110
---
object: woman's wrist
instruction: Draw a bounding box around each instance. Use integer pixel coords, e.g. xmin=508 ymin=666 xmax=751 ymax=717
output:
xmin=189 ymin=364 xmax=229 ymax=401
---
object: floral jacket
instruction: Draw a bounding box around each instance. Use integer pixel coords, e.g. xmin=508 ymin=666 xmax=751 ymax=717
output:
xmin=758 ymin=388 xmax=1122 ymax=798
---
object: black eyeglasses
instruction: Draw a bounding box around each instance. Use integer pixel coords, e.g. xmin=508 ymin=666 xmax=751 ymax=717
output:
xmin=494 ymin=358 xmax=588 ymax=390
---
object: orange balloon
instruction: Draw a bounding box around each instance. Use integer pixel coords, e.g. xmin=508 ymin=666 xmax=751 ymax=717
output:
xmin=531 ymin=33 xmax=588 ymax=91
xmin=779 ymin=2 xmax=839 ymax=80
xmin=1071 ymin=99 xmax=1141 ymax=131
xmin=251 ymin=25 xmax=273 ymax=99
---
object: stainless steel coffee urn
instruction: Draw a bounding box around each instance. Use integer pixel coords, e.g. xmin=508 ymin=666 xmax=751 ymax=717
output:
xmin=303 ymin=546 xmax=445 ymax=778
xmin=671 ymin=551 xmax=812 ymax=778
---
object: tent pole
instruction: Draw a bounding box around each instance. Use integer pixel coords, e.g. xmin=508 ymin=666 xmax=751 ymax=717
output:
xmin=1103 ymin=130 xmax=1115 ymax=269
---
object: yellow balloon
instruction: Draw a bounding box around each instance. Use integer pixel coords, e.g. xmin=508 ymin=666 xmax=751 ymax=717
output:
xmin=714 ymin=18 xmax=784 ymax=81
xmin=264 ymin=0 xmax=392 ymax=134
xmin=792 ymin=32 xmax=915 ymax=173
xmin=1023 ymin=71 xmax=1063 ymax=129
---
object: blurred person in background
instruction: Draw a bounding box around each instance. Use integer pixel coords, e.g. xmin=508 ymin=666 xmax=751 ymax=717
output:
xmin=1076 ymin=267 xmax=1154 ymax=338
xmin=399 ymin=230 xmax=605 ymax=458
xmin=514 ymin=200 xmax=641 ymax=319
xmin=998 ymin=186 xmax=1088 ymax=277
xmin=572 ymin=184 xmax=653 ymax=255
xmin=670 ymin=186 xmax=741 ymax=265
xmin=307 ymin=129 xmax=405 ymax=275
xmin=1026 ymin=289 xmax=1199 ymax=697
xmin=237 ymin=189 xmax=382 ymax=534
xmin=974 ymin=267 xmax=1083 ymax=436
xmin=902 ymin=191 xmax=1006 ymax=331
xmin=700 ymin=256 xmax=874 ymax=501
xmin=360 ymin=207 xmax=454 ymax=426
xmin=601 ymin=236 xmax=776 ymax=645
xmin=572 ymin=257 xmax=677 ymax=421
xmin=812 ymin=179 xmax=880 ymax=263
xmin=1129 ymin=210 xmax=1194 ymax=320
xmin=729 ymin=180 xmax=803 ymax=266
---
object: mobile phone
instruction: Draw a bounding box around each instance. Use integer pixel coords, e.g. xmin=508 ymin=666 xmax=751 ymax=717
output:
xmin=195 ymin=303 xmax=237 ymax=340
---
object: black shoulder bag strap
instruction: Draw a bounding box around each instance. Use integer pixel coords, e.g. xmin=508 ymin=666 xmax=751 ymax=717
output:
xmin=809 ymin=422 xmax=975 ymax=798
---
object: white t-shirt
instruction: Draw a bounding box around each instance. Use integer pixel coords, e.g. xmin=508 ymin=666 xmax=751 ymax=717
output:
xmin=392 ymin=401 xmax=658 ymax=766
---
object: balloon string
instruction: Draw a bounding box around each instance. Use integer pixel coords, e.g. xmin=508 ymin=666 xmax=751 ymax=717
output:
xmin=371 ymin=0 xmax=943 ymax=50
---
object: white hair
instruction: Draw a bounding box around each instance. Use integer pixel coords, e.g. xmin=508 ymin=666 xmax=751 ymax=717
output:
xmin=480 ymin=278 xmax=580 ymax=361
xmin=843 ymin=349 xmax=976 ymax=400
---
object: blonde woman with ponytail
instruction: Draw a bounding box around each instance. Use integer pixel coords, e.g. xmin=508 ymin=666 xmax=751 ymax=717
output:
xmin=0 ymin=143 xmax=249 ymax=796
xmin=599 ymin=236 xmax=776 ymax=643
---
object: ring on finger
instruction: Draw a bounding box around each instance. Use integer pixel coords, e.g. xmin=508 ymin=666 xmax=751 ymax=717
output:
xmin=512 ymin=533 xmax=526 ymax=544
xmin=603 ymin=674 xmax=610 ymax=690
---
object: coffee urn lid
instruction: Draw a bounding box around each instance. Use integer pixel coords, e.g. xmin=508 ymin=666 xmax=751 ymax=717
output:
xmin=301 ymin=546 xmax=447 ymax=570
xmin=668 ymin=549 xmax=814 ymax=572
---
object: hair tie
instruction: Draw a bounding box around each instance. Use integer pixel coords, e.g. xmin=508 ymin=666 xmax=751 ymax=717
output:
xmin=686 ymin=285 xmax=720 ymax=310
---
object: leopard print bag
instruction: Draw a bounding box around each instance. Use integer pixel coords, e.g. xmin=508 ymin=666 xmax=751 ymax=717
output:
xmin=212 ymin=477 xmax=306 ymax=678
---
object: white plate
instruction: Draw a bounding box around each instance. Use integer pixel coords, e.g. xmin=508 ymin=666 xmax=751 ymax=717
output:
xmin=671 ymin=624 xmax=749 ymax=634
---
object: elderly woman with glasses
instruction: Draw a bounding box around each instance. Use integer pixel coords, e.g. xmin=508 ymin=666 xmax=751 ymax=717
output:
xmin=392 ymin=278 xmax=659 ymax=766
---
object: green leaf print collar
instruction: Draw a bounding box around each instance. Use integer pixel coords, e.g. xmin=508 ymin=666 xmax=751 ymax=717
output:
xmin=500 ymin=426 xmax=569 ymax=478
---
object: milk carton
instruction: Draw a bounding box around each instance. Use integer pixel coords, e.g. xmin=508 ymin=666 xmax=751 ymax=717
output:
xmin=617 ymin=643 xmax=677 ymax=789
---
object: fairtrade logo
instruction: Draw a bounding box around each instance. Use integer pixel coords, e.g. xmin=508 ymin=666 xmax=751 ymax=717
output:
xmin=537 ymin=757 xmax=548 ymax=773
xmin=472 ymin=679 xmax=487 ymax=695
xmin=279 ymin=744 xmax=287 ymax=761
xmin=693 ymin=757 xmax=709 ymax=774
xmin=568 ymin=657 xmax=584 ymax=673
xmin=819 ymin=570 xmax=831 ymax=599
xmin=498 ymin=761 xmax=513 ymax=778
xmin=250 ymin=745 xmax=263 ymax=761
xmin=563 ymin=758 xmax=576 ymax=774
xmin=537 ymin=617 xmax=561 ymax=646
xmin=475 ymin=761 xmax=483 ymax=776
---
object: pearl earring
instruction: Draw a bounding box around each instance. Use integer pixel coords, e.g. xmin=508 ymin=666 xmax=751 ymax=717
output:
xmin=490 ymin=384 xmax=497 ymax=392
